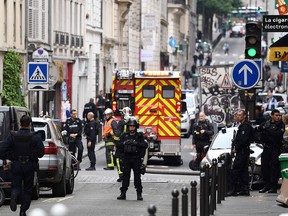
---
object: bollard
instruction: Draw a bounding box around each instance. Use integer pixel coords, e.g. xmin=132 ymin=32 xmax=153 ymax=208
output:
xmin=220 ymin=155 xmax=226 ymax=201
xmin=172 ymin=189 xmax=179 ymax=216
xmin=147 ymin=204 xmax=157 ymax=216
xmin=98 ymin=122 xmax=103 ymax=143
xmin=200 ymin=164 xmax=208 ymax=216
xmin=210 ymin=159 xmax=217 ymax=215
xmin=204 ymin=164 xmax=209 ymax=216
xmin=182 ymin=187 xmax=188 ymax=216
xmin=190 ymin=181 xmax=197 ymax=216
xmin=217 ymin=157 xmax=222 ymax=204
xmin=222 ymin=155 xmax=228 ymax=198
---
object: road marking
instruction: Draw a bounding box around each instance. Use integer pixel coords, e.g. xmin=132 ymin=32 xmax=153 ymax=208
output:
xmin=42 ymin=196 xmax=74 ymax=203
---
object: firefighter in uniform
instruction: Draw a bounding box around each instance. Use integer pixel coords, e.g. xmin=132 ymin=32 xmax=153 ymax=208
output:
xmin=0 ymin=115 xmax=44 ymax=216
xmin=63 ymin=109 xmax=84 ymax=169
xmin=192 ymin=112 xmax=214 ymax=169
xmin=115 ymin=107 xmax=132 ymax=182
xmin=257 ymin=109 xmax=285 ymax=193
xmin=228 ymin=110 xmax=254 ymax=196
xmin=102 ymin=108 xmax=118 ymax=170
xmin=117 ymin=117 xmax=148 ymax=201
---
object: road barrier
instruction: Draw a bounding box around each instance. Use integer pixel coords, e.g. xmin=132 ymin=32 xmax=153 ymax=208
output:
xmin=146 ymin=154 xmax=230 ymax=216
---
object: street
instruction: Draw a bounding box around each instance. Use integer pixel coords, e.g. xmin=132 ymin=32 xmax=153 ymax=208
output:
xmin=0 ymin=138 xmax=198 ymax=216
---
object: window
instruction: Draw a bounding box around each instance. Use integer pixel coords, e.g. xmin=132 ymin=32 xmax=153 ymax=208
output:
xmin=162 ymin=86 xmax=175 ymax=99
xmin=143 ymin=86 xmax=155 ymax=98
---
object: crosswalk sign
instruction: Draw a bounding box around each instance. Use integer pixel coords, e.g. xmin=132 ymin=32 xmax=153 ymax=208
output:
xmin=221 ymin=74 xmax=232 ymax=89
xmin=28 ymin=62 xmax=48 ymax=83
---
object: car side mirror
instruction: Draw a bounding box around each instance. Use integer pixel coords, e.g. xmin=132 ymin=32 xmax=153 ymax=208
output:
xmin=36 ymin=130 xmax=46 ymax=141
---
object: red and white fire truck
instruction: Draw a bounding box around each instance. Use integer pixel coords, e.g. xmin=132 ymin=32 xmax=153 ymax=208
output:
xmin=110 ymin=69 xmax=183 ymax=165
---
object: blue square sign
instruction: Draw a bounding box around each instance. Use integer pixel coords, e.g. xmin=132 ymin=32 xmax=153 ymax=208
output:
xmin=28 ymin=62 xmax=48 ymax=83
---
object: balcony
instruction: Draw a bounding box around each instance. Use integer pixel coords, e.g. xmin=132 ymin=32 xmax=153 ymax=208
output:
xmin=54 ymin=31 xmax=69 ymax=46
xmin=70 ymin=34 xmax=84 ymax=48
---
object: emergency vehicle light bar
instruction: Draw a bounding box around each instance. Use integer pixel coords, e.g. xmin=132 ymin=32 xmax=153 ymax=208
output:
xmin=139 ymin=71 xmax=173 ymax=77
xmin=116 ymin=69 xmax=134 ymax=79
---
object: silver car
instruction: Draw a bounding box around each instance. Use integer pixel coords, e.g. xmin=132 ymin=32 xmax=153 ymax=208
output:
xmin=32 ymin=117 xmax=75 ymax=197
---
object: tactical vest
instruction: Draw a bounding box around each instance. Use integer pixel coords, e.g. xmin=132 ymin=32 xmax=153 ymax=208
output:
xmin=12 ymin=132 xmax=34 ymax=161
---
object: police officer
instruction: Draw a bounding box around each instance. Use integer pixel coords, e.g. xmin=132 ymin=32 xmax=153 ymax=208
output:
xmin=84 ymin=112 xmax=100 ymax=171
xmin=115 ymin=107 xmax=132 ymax=182
xmin=228 ymin=110 xmax=254 ymax=196
xmin=257 ymin=109 xmax=285 ymax=193
xmin=82 ymin=98 xmax=97 ymax=121
xmin=0 ymin=115 xmax=44 ymax=216
xmin=63 ymin=109 xmax=84 ymax=169
xmin=192 ymin=112 xmax=214 ymax=169
xmin=102 ymin=108 xmax=118 ymax=170
xmin=117 ymin=117 xmax=148 ymax=200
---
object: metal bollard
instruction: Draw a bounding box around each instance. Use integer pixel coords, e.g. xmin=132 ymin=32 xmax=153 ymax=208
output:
xmin=210 ymin=159 xmax=217 ymax=215
xmin=172 ymin=189 xmax=179 ymax=216
xmin=182 ymin=187 xmax=188 ymax=216
xmin=204 ymin=164 xmax=209 ymax=216
xmin=98 ymin=122 xmax=103 ymax=143
xmin=190 ymin=181 xmax=197 ymax=216
xmin=220 ymin=155 xmax=225 ymax=201
xmin=217 ymin=157 xmax=222 ymax=204
xmin=147 ymin=204 xmax=157 ymax=216
xmin=222 ymin=155 xmax=228 ymax=198
xmin=200 ymin=164 xmax=209 ymax=216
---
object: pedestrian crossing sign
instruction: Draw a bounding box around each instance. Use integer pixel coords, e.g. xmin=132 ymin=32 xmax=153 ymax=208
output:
xmin=220 ymin=74 xmax=232 ymax=89
xmin=28 ymin=62 xmax=48 ymax=83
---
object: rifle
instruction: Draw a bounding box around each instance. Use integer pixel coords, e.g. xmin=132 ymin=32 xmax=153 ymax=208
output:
xmin=231 ymin=129 xmax=236 ymax=158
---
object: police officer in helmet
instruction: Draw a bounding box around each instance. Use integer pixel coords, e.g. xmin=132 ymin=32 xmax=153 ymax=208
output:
xmin=0 ymin=115 xmax=44 ymax=216
xmin=117 ymin=117 xmax=148 ymax=200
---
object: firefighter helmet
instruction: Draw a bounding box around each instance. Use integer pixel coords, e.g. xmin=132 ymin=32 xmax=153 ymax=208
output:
xmin=126 ymin=117 xmax=139 ymax=128
xmin=104 ymin=108 xmax=113 ymax=115
xmin=121 ymin=107 xmax=132 ymax=116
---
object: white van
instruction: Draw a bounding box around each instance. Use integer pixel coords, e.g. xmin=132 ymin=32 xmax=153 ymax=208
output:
xmin=182 ymin=91 xmax=200 ymax=125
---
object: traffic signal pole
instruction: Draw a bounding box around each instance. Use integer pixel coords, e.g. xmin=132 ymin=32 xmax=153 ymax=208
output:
xmin=243 ymin=21 xmax=262 ymax=121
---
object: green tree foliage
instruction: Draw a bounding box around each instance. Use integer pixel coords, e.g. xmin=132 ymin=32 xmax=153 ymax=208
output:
xmin=2 ymin=51 xmax=26 ymax=106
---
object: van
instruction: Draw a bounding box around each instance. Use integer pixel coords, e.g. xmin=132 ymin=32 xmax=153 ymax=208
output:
xmin=182 ymin=91 xmax=200 ymax=125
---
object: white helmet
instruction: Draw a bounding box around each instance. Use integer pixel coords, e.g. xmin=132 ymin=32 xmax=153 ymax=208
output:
xmin=104 ymin=108 xmax=113 ymax=115
xmin=121 ymin=107 xmax=132 ymax=120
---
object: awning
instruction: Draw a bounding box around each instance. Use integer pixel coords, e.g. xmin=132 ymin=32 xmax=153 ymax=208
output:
xmin=268 ymin=34 xmax=288 ymax=61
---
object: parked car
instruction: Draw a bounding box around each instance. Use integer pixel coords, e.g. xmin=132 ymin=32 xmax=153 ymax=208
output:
xmin=32 ymin=117 xmax=75 ymax=197
xmin=200 ymin=126 xmax=263 ymax=185
xmin=0 ymin=106 xmax=40 ymax=204
xmin=230 ymin=25 xmax=245 ymax=37
xmin=256 ymin=92 xmax=288 ymax=111
xmin=181 ymin=101 xmax=191 ymax=138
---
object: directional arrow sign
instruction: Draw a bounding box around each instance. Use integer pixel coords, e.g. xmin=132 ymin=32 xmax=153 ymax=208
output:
xmin=231 ymin=59 xmax=261 ymax=89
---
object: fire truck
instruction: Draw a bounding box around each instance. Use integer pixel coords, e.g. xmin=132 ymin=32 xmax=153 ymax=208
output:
xmin=110 ymin=69 xmax=183 ymax=165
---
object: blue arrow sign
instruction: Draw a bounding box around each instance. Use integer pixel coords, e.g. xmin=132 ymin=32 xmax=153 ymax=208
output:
xmin=231 ymin=59 xmax=261 ymax=89
xmin=28 ymin=62 xmax=48 ymax=83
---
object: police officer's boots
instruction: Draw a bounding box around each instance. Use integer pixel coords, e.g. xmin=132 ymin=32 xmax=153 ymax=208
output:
xmin=117 ymin=192 xmax=126 ymax=200
xmin=137 ymin=191 xmax=143 ymax=201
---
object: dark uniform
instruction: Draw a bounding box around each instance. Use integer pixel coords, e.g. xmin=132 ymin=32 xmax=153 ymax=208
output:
xmin=116 ymin=119 xmax=148 ymax=201
xmin=84 ymin=119 xmax=100 ymax=170
xmin=257 ymin=114 xmax=285 ymax=193
xmin=229 ymin=120 xmax=254 ymax=196
xmin=0 ymin=116 xmax=44 ymax=216
xmin=192 ymin=119 xmax=214 ymax=168
xmin=82 ymin=100 xmax=97 ymax=121
xmin=63 ymin=116 xmax=84 ymax=165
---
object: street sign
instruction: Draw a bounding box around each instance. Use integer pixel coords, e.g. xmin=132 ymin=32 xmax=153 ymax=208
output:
xmin=231 ymin=59 xmax=261 ymax=89
xmin=28 ymin=62 xmax=48 ymax=83
xmin=32 ymin=48 xmax=49 ymax=61
xmin=263 ymin=15 xmax=288 ymax=32
xmin=220 ymin=74 xmax=232 ymax=89
xmin=28 ymin=83 xmax=49 ymax=91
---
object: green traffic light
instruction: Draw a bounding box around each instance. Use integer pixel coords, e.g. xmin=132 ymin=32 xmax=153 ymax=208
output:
xmin=247 ymin=48 xmax=257 ymax=57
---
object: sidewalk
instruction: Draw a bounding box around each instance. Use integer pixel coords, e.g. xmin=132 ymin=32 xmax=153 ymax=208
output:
xmin=214 ymin=190 xmax=288 ymax=216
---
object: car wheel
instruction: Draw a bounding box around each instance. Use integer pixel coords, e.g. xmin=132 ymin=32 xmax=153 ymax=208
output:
xmin=0 ymin=189 xmax=5 ymax=207
xmin=189 ymin=160 xmax=199 ymax=171
xmin=66 ymin=165 xmax=74 ymax=195
xmin=52 ymin=174 xmax=66 ymax=197
xmin=31 ymin=176 xmax=40 ymax=200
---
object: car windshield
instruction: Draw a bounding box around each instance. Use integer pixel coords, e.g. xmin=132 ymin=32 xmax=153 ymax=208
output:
xmin=184 ymin=96 xmax=195 ymax=108
xmin=33 ymin=121 xmax=51 ymax=139
xmin=211 ymin=129 xmax=235 ymax=149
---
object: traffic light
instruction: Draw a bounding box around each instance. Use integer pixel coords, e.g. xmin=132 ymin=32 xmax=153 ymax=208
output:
xmin=245 ymin=21 xmax=262 ymax=59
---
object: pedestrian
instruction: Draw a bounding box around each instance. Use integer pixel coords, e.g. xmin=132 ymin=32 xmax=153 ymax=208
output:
xmin=277 ymin=72 xmax=283 ymax=85
xmin=84 ymin=112 xmax=100 ymax=171
xmin=205 ymin=54 xmax=212 ymax=66
xmin=116 ymin=117 xmax=148 ymax=200
xmin=223 ymin=42 xmax=229 ymax=55
xmin=255 ymin=106 xmax=266 ymax=125
xmin=96 ymin=90 xmax=106 ymax=122
xmin=102 ymin=108 xmax=118 ymax=170
xmin=227 ymin=110 xmax=254 ymax=196
xmin=183 ymin=70 xmax=191 ymax=84
xmin=193 ymin=52 xmax=198 ymax=65
xmin=266 ymin=91 xmax=278 ymax=111
xmin=256 ymin=109 xmax=285 ymax=193
xmin=115 ymin=107 xmax=132 ymax=182
xmin=82 ymin=98 xmax=97 ymax=121
xmin=191 ymin=112 xmax=214 ymax=170
xmin=63 ymin=109 xmax=84 ymax=170
xmin=0 ymin=115 xmax=44 ymax=216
